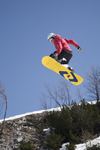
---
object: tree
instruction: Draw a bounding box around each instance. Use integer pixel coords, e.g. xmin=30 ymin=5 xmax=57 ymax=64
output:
xmin=40 ymin=79 xmax=72 ymax=109
xmin=0 ymin=82 xmax=7 ymax=135
xmin=84 ymin=66 xmax=100 ymax=103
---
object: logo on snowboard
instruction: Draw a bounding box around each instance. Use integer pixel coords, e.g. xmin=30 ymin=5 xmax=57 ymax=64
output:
xmin=59 ymin=71 xmax=78 ymax=82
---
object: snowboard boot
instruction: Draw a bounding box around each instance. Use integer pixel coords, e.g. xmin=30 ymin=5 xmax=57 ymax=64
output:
xmin=68 ymin=67 xmax=75 ymax=72
xmin=62 ymin=64 xmax=69 ymax=68
xmin=62 ymin=64 xmax=75 ymax=72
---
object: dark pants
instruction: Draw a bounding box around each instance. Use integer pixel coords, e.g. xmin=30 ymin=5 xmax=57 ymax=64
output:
xmin=58 ymin=49 xmax=73 ymax=64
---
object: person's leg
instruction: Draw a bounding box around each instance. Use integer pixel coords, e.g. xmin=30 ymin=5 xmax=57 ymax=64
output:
xmin=58 ymin=50 xmax=74 ymax=72
xmin=60 ymin=50 xmax=73 ymax=64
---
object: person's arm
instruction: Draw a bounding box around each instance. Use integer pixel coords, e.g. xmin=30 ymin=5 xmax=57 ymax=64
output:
xmin=65 ymin=39 xmax=82 ymax=51
xmin=65 ymin=39 xmax=79 ymax=48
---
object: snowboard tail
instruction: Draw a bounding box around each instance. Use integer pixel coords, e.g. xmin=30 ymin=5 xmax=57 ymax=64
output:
xmin=42 ymin=56 xmax=83 ymax=85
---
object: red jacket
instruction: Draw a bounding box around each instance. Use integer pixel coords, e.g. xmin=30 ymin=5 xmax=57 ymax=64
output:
xmin=54 ymin=34 xmax=79 ymax=55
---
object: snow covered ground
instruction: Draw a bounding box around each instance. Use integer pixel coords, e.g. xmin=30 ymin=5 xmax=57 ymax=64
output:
xmin=75 ymin=136 xmax=100 ymax=150
xmin=0 ymin=100 xmax=97 ymax=123
xmin=0 ymin=106 xmax=61 ymax=123
xmin=60 ymin=136 xmax=100 ymax=150
xmin=59 ymin=136 xmax=100 ymax=150
xmin=0 ymin=100 xmax=100 ymax=150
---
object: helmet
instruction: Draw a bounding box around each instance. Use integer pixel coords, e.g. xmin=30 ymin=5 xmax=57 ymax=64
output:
xmin=47 ymin=33 xmax=56 ymax=42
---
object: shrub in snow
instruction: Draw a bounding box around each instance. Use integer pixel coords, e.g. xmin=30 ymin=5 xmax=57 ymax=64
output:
xmin=18 ymin=142 xmax=34 ymax=150
xmin=66 ymin=143 xmax=76 ymax=150
xmin=41 ymin=130 xmax=64 ymax=150
xmin=44 ymin=100 xmax=100 ymax=147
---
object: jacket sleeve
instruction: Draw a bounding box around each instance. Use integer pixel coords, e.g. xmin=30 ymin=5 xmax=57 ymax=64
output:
xmin=65 ymin=39 xmax=79 ymax=48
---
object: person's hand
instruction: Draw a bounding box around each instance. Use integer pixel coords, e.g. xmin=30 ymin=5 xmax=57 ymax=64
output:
xmin=77 ymin=46 xmax=82 ymax=51
xmin=52 ymin=53 xmax=58 ymax=60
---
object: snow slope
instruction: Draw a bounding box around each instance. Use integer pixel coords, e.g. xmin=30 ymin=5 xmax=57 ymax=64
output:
xmin=60 ymin=136 xmax=100 ymax=150
xmin=0 ymin=100 xmax=97 ymax=123
xmin=0 ymin=107 xmax=61 ymax=123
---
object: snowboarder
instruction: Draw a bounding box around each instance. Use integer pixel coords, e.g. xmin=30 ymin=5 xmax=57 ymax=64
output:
xmin=47 ymin=33 xmax=82 ymax=71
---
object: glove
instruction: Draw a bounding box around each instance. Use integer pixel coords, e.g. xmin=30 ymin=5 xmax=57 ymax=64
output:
xmin=51 ymin=52 xmax=58 ymax=60
xmin=49 ymin=51 xmax=56 ymax=57
xmin=77 ymin=46 xmax=82 ymax=51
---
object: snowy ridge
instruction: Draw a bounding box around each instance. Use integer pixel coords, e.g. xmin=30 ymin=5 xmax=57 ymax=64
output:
xmin=0 ymin=100 xmax=98 ymax=123
xmin=0 ymin=107 xmax=61 ymax=123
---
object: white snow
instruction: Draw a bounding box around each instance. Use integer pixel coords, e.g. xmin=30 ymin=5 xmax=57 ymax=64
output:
xmin=0 ymin=107 xmax=61 ymax=123
xmin=0 ymin=100 xmax=100 ymax=150
xmin=60 ymin=142 xmax=69 ymax=150
xmin=75 ymin=136 xmax=100 ymax=150
xmin=0 ymin=100 xmax=98 ymax=123
xmin=59 ymin=136 xmax=100 ymax=150
xmin=43 ymin=128 xmax=51 ymax=132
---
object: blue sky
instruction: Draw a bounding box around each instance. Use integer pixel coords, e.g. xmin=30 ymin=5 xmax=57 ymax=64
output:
xmin=0 ymin=0 xmax=100 ymax=119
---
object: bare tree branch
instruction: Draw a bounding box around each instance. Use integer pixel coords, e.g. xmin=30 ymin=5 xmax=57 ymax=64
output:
xmin=45 ymin=84 xmax=61 ymax=107
xmin=0 ymin=82 xmax=7 ymax=135
xmin=40 ymin=79 xmax=72 ymax=110
xmin=57 ymin=80 xmax=71 ymax=105
xmin=40 ymin=91 xmax=48 ymax=110
xmin=84 ymin=66 xmax=100 ymax=103
xmin=77 ymin=88 xmax=83 ymax=102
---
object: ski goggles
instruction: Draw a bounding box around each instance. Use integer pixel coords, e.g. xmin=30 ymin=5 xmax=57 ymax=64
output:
xmin=48 ymin=37 xmax=54 ymax=42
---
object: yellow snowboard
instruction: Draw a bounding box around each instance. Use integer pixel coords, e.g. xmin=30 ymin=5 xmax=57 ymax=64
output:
xmin=42 ymin=56 xmax=83 ymax=85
